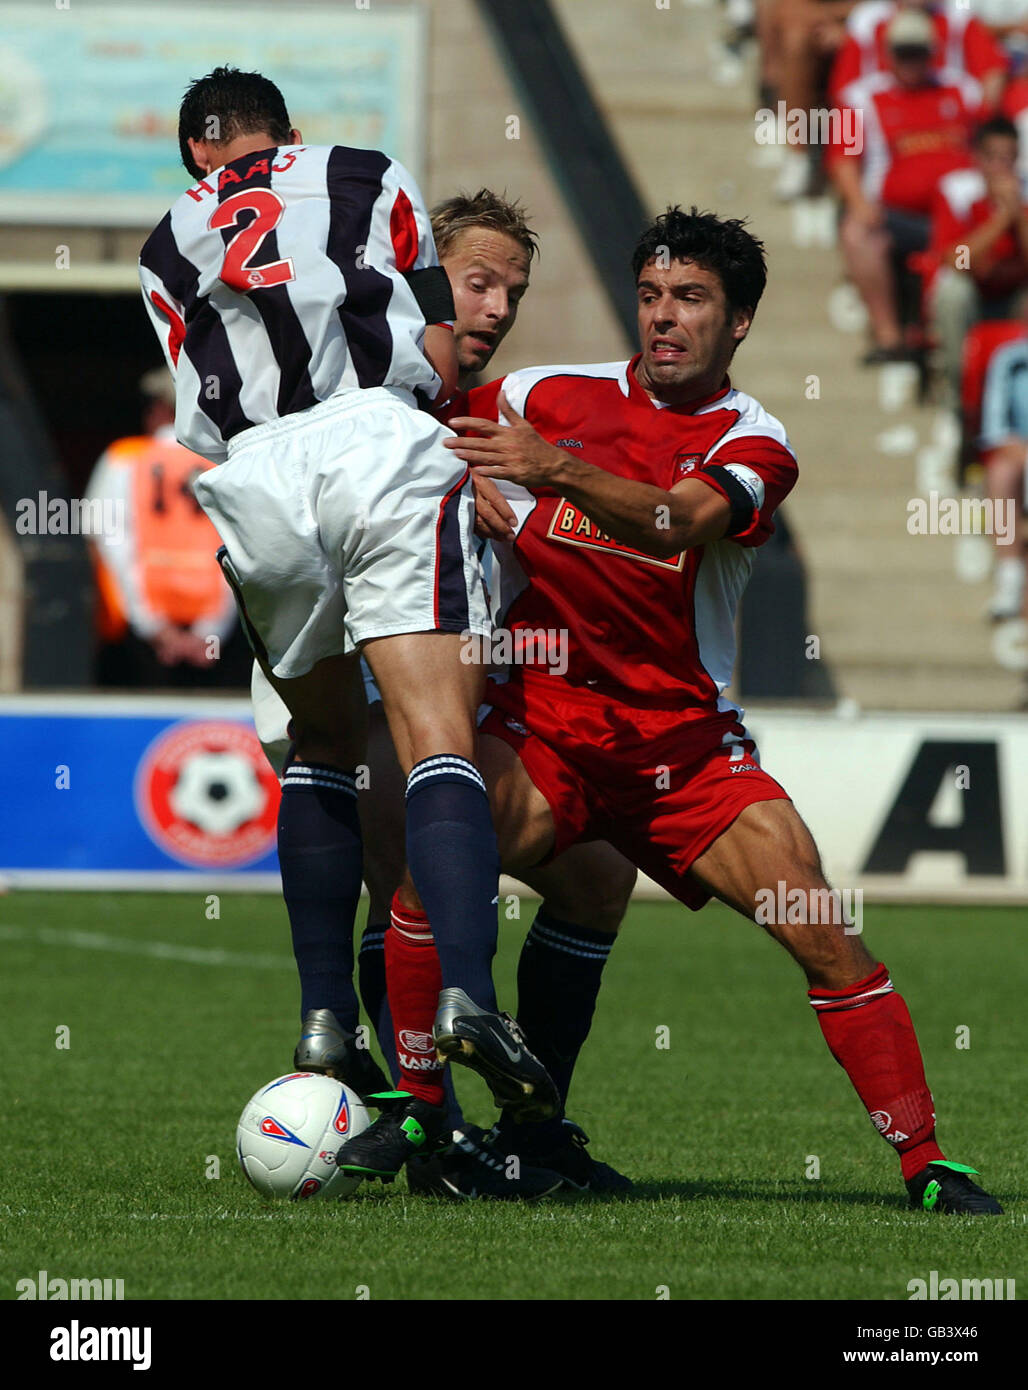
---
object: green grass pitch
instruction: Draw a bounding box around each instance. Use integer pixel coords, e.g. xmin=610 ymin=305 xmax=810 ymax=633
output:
xmin=0 ymin=891 xmax=1023 ymax=1301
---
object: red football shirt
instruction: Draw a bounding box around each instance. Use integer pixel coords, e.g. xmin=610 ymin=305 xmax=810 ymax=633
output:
xmin=463 ymin=357 xmax=797 ymax=715
xmin=828 ymin=69 xmax=979 ymax=214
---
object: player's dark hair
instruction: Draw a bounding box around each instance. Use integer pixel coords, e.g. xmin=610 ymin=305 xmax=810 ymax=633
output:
xmin=632 ymin=206 xmax=768 ymax=318
xmin=431 ymin=189 xmax=540 ymax=264
xmin=973 ymin=115 xmax=1019 ymax=148
xmin=178 ymin=66 xmax=293 ymax=179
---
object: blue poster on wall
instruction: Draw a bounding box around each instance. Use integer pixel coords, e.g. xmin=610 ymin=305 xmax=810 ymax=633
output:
xmin=0 ymin=695 xmax=282 ymax=887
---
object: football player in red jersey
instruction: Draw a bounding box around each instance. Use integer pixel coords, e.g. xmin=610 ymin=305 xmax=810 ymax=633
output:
xmin=339 ymin=206 xmax=1002 ymax=1216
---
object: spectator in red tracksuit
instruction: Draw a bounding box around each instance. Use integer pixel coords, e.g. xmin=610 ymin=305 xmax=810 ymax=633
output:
xmin=829 ymin=7 xmax=981 ymax=362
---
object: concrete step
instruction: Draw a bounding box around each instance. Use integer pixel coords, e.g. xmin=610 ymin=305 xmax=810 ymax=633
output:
xmin=829 ymin=662 xmax=1024 ymax=711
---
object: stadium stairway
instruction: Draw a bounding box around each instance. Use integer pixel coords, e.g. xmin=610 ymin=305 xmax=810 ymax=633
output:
xmin=553 ymin=0 xmax=1024 ymax=712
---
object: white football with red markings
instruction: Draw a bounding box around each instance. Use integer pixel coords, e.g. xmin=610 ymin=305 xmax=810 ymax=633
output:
xmin=236 ymin=1072 xmax=371 ymax=1200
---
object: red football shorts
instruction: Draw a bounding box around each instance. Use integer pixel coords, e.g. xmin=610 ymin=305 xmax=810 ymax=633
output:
xmin=480 ymin=674 xmax=791 ymax=910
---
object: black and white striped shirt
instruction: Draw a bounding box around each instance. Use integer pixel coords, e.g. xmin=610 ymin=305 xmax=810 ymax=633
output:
xmin=139 ymin=144 xmax=442 ymax=463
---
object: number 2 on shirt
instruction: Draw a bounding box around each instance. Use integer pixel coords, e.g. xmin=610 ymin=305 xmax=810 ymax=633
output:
xmin=210 ymin=189 xmax=295 ymax=292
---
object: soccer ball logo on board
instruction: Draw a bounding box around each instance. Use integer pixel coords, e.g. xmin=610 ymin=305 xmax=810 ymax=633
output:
xmin=134 ymin=720 xmax=280 ymax=868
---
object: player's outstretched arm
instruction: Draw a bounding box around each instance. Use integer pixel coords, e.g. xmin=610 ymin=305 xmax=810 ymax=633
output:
xmin=446 ymin=393 xmax=731 ymax=557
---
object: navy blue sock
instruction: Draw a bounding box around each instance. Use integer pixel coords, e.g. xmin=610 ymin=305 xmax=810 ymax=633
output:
xmin=357 ymin=922 xmax=398 ymax=1083
xmin=278 ymin=761 xmax=363 ymax=1030
xmin=404 ymin=755 xmax=499 ymax=1010
xmin=496 ymin=911 xmax=615 ymax=1153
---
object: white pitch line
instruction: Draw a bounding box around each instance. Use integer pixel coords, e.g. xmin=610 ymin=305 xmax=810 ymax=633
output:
xmin=0 ymin=924 xmax=292 ymax=970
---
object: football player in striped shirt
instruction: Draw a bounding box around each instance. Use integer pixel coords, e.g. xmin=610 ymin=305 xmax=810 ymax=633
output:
xmin=139 ymin=68 xmax=557 ymax=1138
xmin=252 ymin=189 xmax=636 ymax=1197
xmin=342 ymin=207 xmax=1002 ymax=1216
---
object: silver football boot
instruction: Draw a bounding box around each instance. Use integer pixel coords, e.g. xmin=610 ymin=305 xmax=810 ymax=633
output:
xmin=293 ymin=1008 xmax=391 ymax=1100
xmin=433 ymin=987 xmax=559 ymax=1120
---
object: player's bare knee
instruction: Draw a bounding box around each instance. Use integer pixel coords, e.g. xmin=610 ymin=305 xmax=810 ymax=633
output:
xmin=779 ymin=820 xmax=826 ymax=884
xmin=291 ymin=725 xmax=356 ymax=771
xmin=532 ymin=855 xmax=636 ymax=933
xmin=589 ymin=859 xmax=637 ymax=934
xmin=394 ymin=713 xmax=477 ymax=771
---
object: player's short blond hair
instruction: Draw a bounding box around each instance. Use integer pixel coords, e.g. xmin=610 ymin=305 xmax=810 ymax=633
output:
xmin=431 ymin=189 xmax=539 ymax=264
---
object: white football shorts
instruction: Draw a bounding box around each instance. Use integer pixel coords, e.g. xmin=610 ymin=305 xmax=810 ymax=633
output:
xmin=248 ymin=515 xmax=498 ymax=777
xmin=194 ymin=386 xmax=490 ymax=682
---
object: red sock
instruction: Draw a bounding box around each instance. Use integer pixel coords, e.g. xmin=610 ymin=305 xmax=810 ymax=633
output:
xmin=385 ymin=891 xmax=445 ymax=1106
xmin=810 ymin=962 xmax=945 ymax=1181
